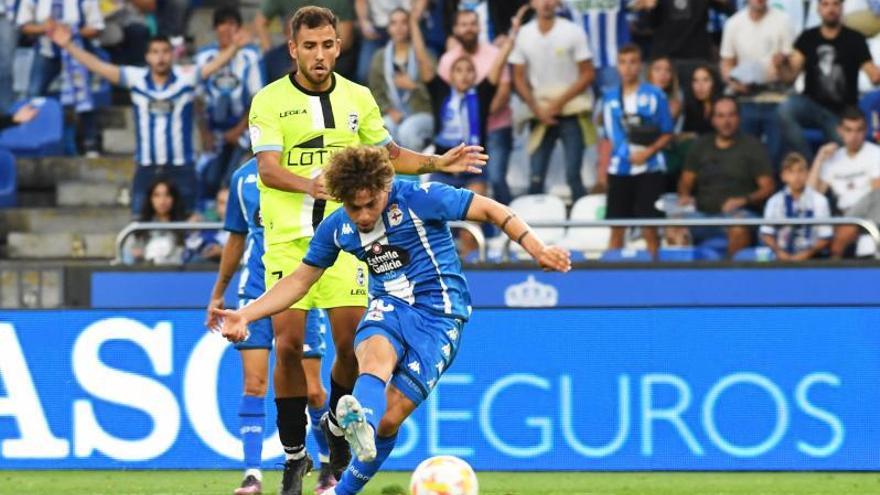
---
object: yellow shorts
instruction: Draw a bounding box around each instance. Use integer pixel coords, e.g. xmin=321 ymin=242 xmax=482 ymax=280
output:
xmin=263 ymin=237 xmax=368 ymax=310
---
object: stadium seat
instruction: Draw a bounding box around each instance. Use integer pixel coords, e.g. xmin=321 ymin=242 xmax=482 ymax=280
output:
xmin=732 ymin=246 xmax=777 ymax=262
xmin=600 ymin=248 xmax=652 ymax=262
xmin=856 ymin=235 xmax=877 ymax=258
xmin=698 ymin=235 xmax=729 ymax=257
xmin=0 ymin=148 xmax=16 ymax=208
xmin=802 ymin=128 xmax=825 ymax=153
xmin=0 ymin=98 xmax=64 ymax=156
xmin=559 ymin=194 xmax=611 ymax=255
xmin=508 ymin=194 xmax=567 ymax=257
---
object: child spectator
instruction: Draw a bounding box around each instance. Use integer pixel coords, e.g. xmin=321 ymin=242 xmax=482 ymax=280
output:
xmin=124 ymin=178 xmax=186 ymax=265
xmin=648 ymin=56 xmax=683 ymax=123
xmin=368 ymin=8 xmax=434 ymax=153
xmin=603 ymin=44 xmax=674 ymax=258
xmin=761 ymin=153 xmax=833 ymax=260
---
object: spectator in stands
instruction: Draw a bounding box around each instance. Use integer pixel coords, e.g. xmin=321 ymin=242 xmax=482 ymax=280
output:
xmin=18 ymin=0 xmax=104 ymax=156
xmin=647 ymin=56 xmax=683 ymax=123
xmin=368 ymin=8 xmax=434 ymax=153
xmin=511 ymin=0 xmax=595 ymax=202
xmin=48 ymin=25 xmax=252 ymax=215
xmin=667 ymin=64 xmax=720 ymax=189
xmin=99 ymin=0 xmax=153 ymax=66
xmin=195 ymin=6 xmax=263 ymax=205
xmin=355 ymin=0 xmax=410 ymax=84
xmin=808 ymin=107 xmax=880 ymax=221
xmin=761 ymin=152 xmax=832 ymax=260
xmin=632 ymin=0 xmax=732 ymax=88
xmin=776 ymin=0 xmax=880 ymax=160
xmin=411 ymin=4 xmax=517 ymax=254
xmin=437 ymin=6 xmax=521 ymax=204
xmin=682 ymin=65 xmax=719 ymax=136
xmin=679 ymin=97 xmax=776 ymax=257
xmin=563 ymin=0 xmax=630 ymax=95
xmin=602 ymin=44 xmax=674 ymax=258
xmin=184 ymin=187 xmax=228 ymax=263
xmin=124 ymin=178 xmax=186 ymax=265
xmin=0 ymin=0 xmax=17 ymax=111
xmin=256 ymin=0 xmax=356 ymax=78
xmin=0 ymin=104 xmax=39 ymax=130
xmin=155 ymin=0 xmax=188 ymax=39
xmin=720 ymin=0 xmax=793 ymax=167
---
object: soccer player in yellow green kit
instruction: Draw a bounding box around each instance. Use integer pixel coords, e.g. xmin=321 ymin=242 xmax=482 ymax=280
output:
xmin=247 ymin=6 xmax=486 ymax=494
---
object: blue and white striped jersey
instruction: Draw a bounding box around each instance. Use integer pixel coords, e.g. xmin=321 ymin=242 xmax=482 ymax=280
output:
xmin=16 ymin=0 xmax=104 ymax=56
xmin=120 ymin=65 xmax=199 ymax=166
xmin=603 ymin=83 xmax=674 ymax=176
xmin=194 ymin=43 xmax=263 ymax=132
xmin=564 ymin=0 xmax=630 ymax=69
xmin=223 ymin=158 xmax=264 ymax=300
xmin=304 ymin=180 xmax=474 ymax=320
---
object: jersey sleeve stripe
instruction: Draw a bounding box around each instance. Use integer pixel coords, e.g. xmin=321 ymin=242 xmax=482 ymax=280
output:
xmin=253 ymin=144 xmax=283 ymax=152
xmin=373 ymin=135 xmax=393 ymax=147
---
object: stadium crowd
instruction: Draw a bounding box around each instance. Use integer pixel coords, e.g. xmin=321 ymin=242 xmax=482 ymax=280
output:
xmin=2 ymin=0 xmax=880 ymax=263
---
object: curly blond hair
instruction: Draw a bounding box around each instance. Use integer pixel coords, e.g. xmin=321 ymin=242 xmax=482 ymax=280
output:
xmin=325 ymin=146 xmax=395 ymax=203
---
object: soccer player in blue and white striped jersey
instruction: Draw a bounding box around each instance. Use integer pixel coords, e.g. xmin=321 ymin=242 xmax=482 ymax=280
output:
xmin=47 ymin=22 xmax=252 ymax=215
xmin=214 ymin=146 xmax=571 ymax=495
xmin=195 ymin=6 xmax=263 ymax=202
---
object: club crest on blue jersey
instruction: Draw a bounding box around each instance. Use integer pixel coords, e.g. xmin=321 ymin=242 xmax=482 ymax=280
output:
xmin=388 ymin=203 xmax=404 ymax=227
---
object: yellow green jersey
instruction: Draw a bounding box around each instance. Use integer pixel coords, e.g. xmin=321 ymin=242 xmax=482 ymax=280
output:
xmin=248 ymin=72 xmax=391 ymax=245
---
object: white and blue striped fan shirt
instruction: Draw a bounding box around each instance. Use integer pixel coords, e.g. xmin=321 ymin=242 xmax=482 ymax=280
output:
xmin=564 ymin=0 xmax=630 ymax=69
xmin=194 ymin=43 xmax=263 ymax=132
xmin=120 ymin=65 xmax=199 ymax=166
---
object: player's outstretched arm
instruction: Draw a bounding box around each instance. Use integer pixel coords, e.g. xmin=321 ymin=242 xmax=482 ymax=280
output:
xmin=205 ymin=232 xmax=246 ymax=329
xmin=465 ymin=194 xmax=571 ymax=273
xmin=386 ymin=141 xmax=488 ymax=176
xmin=212 ymin=263 xmax=325 ymax=342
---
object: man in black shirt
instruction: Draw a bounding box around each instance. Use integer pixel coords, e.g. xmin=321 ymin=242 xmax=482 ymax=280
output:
xmin=776 ymin=0 xmax=880 ymax=160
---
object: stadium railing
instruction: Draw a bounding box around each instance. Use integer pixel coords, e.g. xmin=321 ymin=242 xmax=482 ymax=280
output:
xmin=502 ymin=217 xmax=880 ymax=260
xmin=112 ymin=220 xmax=488 ymax=264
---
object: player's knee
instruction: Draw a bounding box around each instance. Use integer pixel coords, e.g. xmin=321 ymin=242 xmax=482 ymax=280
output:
xmin=306 ymin=388 xmax=326 ymax=409
xmin=275 ymin=339 xmax=304 ymax=366
xmin=335 ymin=344 xmax=357 ymax=368
xmin=243 ymin=373 xmax=268 ymax=397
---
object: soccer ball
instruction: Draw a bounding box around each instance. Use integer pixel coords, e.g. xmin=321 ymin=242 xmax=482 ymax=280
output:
xmin=410 ymin=455 xmax=478 ymax=495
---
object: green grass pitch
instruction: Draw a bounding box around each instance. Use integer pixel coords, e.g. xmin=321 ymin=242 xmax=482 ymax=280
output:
xmin=4 ymin=471 xmax=880 ymax=495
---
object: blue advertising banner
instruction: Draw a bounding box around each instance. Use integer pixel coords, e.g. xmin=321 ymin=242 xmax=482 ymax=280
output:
xmin=1 ymin=307 xmax=878 ymax=470
xmin=90 ymin=267 xmax=880 ymax=309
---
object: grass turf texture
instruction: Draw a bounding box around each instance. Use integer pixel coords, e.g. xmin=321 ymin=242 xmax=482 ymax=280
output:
xmin=3 ymin=471 xmax=879 ymax=494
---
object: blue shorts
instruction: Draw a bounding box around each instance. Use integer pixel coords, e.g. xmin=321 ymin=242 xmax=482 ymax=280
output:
xmin=354 ymin=297 xmax=465 ymax=405
xmin=235 ymin=299 xmax=327 ymax=358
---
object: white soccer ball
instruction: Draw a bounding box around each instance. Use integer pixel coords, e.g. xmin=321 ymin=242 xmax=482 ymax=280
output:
xmin=410 ymin=455 xmax=479 ymax=495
